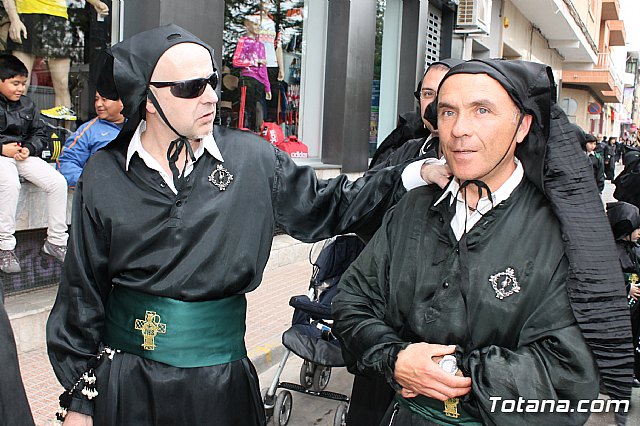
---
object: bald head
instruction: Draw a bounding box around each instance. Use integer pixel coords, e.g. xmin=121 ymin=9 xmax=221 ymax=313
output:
xmin=151 ymin=43 xmax=213 ymax=82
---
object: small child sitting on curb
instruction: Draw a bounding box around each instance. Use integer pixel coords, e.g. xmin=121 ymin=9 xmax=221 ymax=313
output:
xmin=0 ymin=53 xmax=68 ymax=273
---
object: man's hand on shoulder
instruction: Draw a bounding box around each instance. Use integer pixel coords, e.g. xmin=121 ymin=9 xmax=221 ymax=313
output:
xmin=394 ymin=343 xmax=471 ymax=401
xmin=63 ymin=411 xmax=93 ymax=426
xmin=421 ymin=161 xmax=452 ymax=189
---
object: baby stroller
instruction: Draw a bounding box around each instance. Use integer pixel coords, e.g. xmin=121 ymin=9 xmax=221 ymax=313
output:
xmin=263 ymin=235 xmax=365 ymax=426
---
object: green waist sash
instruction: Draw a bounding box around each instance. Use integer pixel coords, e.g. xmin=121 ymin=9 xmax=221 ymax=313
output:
xmin=396 ymin=394 xmax=482 ymax=426
xmin=103 ymin=286 xmax=247 ymax=368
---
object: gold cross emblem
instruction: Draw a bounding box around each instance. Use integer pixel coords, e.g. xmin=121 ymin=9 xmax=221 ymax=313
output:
xmin=134 ymin=311 xmax=166 ymax=351
xmin=444 ymin=397 xmax=460 ymax=418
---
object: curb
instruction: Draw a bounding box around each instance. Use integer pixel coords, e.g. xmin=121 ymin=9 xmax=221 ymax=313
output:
xmin=248 ymin=335 xmax=287 ymax=375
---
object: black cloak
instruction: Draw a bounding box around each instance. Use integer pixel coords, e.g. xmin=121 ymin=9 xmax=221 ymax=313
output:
xmin=607 ymin=202 xmax=640 ymax=241
xmin=438 ymin=59 xmax=633 ymax=401
xmin=614 ymin=148 xmax=640 ymax=209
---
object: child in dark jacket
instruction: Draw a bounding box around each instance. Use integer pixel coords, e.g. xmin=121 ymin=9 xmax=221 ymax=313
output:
xmin=607 ymin=201 xmax=640 ymax=386
xmin=0 ymin=53 xmax=67 ymax=273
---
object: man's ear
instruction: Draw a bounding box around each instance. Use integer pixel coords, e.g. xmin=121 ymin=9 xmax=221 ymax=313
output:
xmin=516 ymin=114 xmax=533 ymax=144
xmin=145 ymin=96 xmax=156 ymax=115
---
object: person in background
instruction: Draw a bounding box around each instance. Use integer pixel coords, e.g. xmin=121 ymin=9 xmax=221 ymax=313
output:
xmin=605 ymin=136 xmax=617 ymax=180
xmin=57 ymin=90 xmax=125 ymax=187
xmin=607 ymin=201 xmax=640 ymax=388
xmin=583 ymin=132 xmax=605 ymax=193
xmin=348 ymin=58 xmax=462 ymax=426
xmin=0 ymin=53 xmax=67 ymax=274
xmin=597 ymin=134 xmax=607 ymax=157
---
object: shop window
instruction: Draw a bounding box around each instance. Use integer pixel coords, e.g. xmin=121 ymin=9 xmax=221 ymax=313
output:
xmin=0 ymin=0 xmax=111 ymax=128
xmin=221 ymin=0 xmax=304 ymax=139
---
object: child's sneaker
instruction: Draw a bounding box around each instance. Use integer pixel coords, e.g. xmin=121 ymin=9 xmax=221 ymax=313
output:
xmin=40 ymin=105 xmax=77 ymax=121
xmin=0 ymin=249 xmax=21 ymax=274
xmin=42 ymin=240 xmax=67 ymax=263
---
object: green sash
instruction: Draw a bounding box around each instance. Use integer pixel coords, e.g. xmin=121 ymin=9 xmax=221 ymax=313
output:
xmin=396 ymin=394 xmax=483 ymax=425
xmin=103 ymin=286 xmax=247 ymax=368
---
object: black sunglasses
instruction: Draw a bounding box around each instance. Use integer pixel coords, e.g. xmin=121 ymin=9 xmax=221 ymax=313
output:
xmin=149 ymin=70 xmax=219 ymax=99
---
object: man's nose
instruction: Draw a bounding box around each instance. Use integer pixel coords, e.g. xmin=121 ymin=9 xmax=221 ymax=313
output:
xmin=450 ymin=113 xmax=471 ymax=137
xmin=202 ymin=82 xmax=218 ymax=103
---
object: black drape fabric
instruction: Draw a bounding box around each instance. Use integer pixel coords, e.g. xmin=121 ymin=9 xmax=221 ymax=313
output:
xmin=0 ymin=302 xmax=35 ymax=426
xmin=543 ymin=104 xmax=633 ymax=400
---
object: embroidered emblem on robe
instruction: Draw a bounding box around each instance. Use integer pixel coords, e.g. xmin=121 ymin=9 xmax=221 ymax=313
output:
xmin=489 ymin=267 xmax=520 ymax=299
xmin=208 ymin=164 xmax=234 ymax=190
xmin=134 ymin=311 xmax=166 ymax=350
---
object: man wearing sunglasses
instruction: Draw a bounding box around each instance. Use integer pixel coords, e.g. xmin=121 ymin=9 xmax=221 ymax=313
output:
xmin=46 ymin=25 xmax=432 ymax=426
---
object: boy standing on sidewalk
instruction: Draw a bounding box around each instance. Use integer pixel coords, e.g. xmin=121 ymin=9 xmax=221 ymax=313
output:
xmin=0 ymin=53 xmax=68 ymax=273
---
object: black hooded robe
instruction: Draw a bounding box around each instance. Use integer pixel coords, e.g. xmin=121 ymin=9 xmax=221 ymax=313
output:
xmin=333 ymin=180 xmax=600 ymax=425
xmin=45 ymin=125 xmax=409 ymax=426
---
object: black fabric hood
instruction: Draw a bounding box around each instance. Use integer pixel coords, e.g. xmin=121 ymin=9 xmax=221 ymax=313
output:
xmin=97 ymin=24 xmax=216 ymax=122
xmin=95 ymin=24 xmax=218 ymax=152
xmin=437 ymin=58 xmax=634 ymax=402
xmin=415 ymin=58 xmax=465 ymax=95
xmin=607 ymin=201 xmax=640 ymax=240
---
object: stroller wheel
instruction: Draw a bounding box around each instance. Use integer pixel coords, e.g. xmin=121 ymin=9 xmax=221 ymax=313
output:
xmin=299 ymin=360 xmax=316 ymax=389
xmin=333 ymin=403 xmax=348 ymax=426
xmin=312 ymin=366 xmax=332 ymax=392
xmin=262 ymin=387 xmax=275 ymax=412
xmin=273 ymin=390 xmax=293 ymax=426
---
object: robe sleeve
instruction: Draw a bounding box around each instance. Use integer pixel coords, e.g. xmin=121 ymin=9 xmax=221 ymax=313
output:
xmin=458 ymin=257 xmax=600 ymax=425
xmin=46 ymin=179 xmax=112 ymax=416
xmin=272 ymin=148 xmax=407 ymax=242
xmin=331 ymin=209 xmax=409 ymax=388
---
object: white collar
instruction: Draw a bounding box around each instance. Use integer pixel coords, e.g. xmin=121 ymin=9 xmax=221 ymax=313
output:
xmin=125 ymin=120 xmax=224 ymax=170
xmin=434 ymin=159 xmax=524 ymax=209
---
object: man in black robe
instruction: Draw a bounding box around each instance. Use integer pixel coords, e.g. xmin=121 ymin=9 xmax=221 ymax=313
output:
xmin=333 ymin=59 xmax=632 ymax=425
xmin=45 ymin=25 xmax=428 ymax=426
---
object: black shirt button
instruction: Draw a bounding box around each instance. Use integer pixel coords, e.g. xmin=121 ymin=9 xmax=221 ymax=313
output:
xmin=160 ymin=182 xmax=166 ymax=188
xmin=176 ymin=200 xmax=183 ymax=207
xmin=455 ymin=248 xmax=459 ymax=254
xmin=186 ymin=177 xmax=190 ymax=182
xmin=443 ymin=282 xmax=449 ymax=289
xmin=439 ymin=216 xmax=444 ymax=223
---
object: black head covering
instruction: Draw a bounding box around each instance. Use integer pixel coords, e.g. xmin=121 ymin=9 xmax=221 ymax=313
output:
xmin=607 ymin=202 xmax=640 ymax=240
xmin=613 ymin=147 xmax=640 ymax=210
xmin=414 ymin=58 xmax=465 ymax=100
xmin=437 ymin=59 xmax=633 ymax=401
xmin=96 ymin=24 xmax=218 ymax=190
xmin=97 ymin=24 xmax=216 ymax=121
